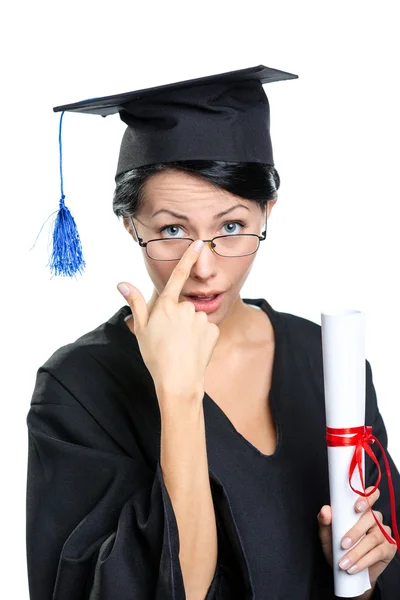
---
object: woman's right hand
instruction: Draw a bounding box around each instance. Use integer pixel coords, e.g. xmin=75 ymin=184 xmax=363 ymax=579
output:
xmin=117 ymin=240 xmax=220 ymax=405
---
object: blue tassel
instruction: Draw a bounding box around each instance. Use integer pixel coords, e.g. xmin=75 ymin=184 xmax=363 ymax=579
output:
xmin=31 ymin=111 xmax=86 ymax=277
xmin=49 ymin=194 xmax=86 ymax=277
xmin=50 ymin=111 xmax=85 ymax=277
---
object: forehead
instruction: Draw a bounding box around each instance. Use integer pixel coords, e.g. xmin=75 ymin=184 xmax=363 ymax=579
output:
xmin=139 ymin=169 xmax=257 ymax=217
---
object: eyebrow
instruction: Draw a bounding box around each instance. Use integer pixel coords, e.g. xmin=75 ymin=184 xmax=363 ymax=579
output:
xmin=151 ymin=204 xmax=250 ymax=221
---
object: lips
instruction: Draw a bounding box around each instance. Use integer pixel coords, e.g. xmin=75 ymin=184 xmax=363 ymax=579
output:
xmin=185 ymin=291 xmax=222 ymax=297
xmin=184 ymin=292 xmax=225 ymax=313
xmin=189 ymin=294 xmax=217 ymax=301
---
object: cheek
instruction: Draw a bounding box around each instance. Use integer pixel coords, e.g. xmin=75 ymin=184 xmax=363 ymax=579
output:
xmin=230 ymin=255 xmax=256 ymax=285
xmin=143 ymin=253 xmax=175 ymax=288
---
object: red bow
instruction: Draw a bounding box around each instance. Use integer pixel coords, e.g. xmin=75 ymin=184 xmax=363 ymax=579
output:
xmin=326 ymin=425 xmax=400 ymax=552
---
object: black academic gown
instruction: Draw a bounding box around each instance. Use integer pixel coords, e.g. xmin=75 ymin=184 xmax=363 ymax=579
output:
xmin=26 ymin=298 xmax=400 ymax=599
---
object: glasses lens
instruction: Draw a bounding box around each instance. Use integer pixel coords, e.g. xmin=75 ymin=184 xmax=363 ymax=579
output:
xmin=147 ymin=238 xmax=193 ymax=260
xmin=146 ymin=235 xmax=260 ymax=260
xmin=214 ymin=235 xmax=259 ymax=257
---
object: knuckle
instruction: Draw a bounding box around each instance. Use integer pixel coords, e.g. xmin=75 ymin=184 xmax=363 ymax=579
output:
xmin=210 ymin=323 xmax=220 ymax=336
xmin=182 ymin=300 xmax=195 ymax=312
xmin=370 ymin=530 xmax=382 ymax=546
xmin=348 ymin=529 xmax=358 ymax=542
xmin=374 ymin=511 xmax=383 ymax=523
xmin=195 ymin=310 xmax=208 ymax=323
xmin=369 ymin=489 xmax=380 ymax=505
xmin=378 ymin=544 xmax=388 ymax=560
xmin=210 ymin=326 xmax=220 ymax=341
xmin=160 ymin=296 xmax=174 ymax=310
xmin=384 ymin=524 xmax=392 ymax=536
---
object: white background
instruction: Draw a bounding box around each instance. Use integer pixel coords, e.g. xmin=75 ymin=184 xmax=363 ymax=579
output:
xmin=2 ymin=1 xmax=399 ymax=596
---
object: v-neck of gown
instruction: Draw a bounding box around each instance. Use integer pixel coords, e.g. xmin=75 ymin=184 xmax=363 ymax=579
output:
xmin=202 ymin=297 xmax=283 ymax=461
xmin=117 ymin=296 xmax=284 ymax=462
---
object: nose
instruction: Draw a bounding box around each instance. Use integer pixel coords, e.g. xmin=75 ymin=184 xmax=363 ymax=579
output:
xmin=195 ymin=239 xmax=218 ymax=255
xmin=190 ymin=239 xmax=218 ymax=276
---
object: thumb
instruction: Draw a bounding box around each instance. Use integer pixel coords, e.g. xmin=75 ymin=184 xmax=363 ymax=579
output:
xmin=317 ymin=505 xmax=332 ymax=547
xmin=117 ymin=282 xmax=148 ymax=332
xmin=317 ymin=506 xmax=333 ymax=567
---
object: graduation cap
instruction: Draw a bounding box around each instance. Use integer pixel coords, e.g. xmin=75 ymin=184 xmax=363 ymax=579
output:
xmin=44 ymin=64 xmax=298 ymax=277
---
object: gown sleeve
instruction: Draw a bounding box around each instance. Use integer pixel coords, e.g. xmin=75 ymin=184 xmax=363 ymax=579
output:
xmin=364 ymin=360 xmax=400 ymax=599
xmin=26 ymin=366 xmax=230 ymax=600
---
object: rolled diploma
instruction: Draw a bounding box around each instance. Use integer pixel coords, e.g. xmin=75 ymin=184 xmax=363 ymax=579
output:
xmin=321 ymin=309 xmax=371 ymax=598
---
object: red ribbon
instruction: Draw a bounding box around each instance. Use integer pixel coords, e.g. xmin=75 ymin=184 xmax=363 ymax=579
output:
xmin=326 ymin=425 xmax=400 ymax=552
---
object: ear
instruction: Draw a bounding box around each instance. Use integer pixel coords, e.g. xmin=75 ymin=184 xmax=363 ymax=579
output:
xmin=123 ymin=216 xmax=131 ymax=232
xmin=267 ymin=197 xmax=278 ymax=218
xmin=123 ymin=216 xmax=138 ymax=242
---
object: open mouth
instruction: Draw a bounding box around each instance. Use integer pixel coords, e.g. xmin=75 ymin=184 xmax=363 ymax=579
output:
xmin=187 ymin=294 xmax=218 ymax=301
xmin=184 ymin=293 xmax=224 ymax=313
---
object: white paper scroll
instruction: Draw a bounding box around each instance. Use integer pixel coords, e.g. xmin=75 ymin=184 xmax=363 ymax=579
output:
xmin=321 ymin=309 xmax=371 ymax=598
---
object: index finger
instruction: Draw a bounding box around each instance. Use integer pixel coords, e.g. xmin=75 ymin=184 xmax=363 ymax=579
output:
xmin=355 ymin=486 xmax=380 ymax=512
xmin=161 ymin=239 xmax=204 ymax=302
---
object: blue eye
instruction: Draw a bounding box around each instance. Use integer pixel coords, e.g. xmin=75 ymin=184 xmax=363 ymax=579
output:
xmin=158 ymin=221 xmax=246 ymax=238
xmin=159 ymin=225 xmax=183 ymax=238
xmin=222 ymin=221 xmax=245 ymax=235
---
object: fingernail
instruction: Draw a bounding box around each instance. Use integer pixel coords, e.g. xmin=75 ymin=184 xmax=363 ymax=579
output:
xmin=117 ymin=283 xmax=130 ymax=297
xmin=339 ymin=557 xmax=351 ymax=569
xmin=193 ymin=240 xmax=204 ymax=252
xmin=341 ymin=537 xmax=352 ymax=549
xmin=356 ymin=500 xmax=367 ymax=512
xmin=348 ymin=564 xmax=359 ymax=574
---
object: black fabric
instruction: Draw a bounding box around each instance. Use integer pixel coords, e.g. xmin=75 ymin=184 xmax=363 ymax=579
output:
xmin=52 ymin=65 xmax=298 ymax=174
xmin=25 ymin=297 xmax=400 ymax=599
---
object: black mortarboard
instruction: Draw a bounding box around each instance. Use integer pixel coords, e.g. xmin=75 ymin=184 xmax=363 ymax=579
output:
xmin=43 ymin=65 xmax=298 ymax=277
xmin=54 ymin=64 xmax=298 ymax=177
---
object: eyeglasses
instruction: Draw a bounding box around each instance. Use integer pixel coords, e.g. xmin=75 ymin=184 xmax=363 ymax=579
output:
xmin=129 ymin=213 xmax=268 ymax=261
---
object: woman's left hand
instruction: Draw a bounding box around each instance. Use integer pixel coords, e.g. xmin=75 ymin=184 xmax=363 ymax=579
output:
xmin=317 ymin=486 xmax=397 ymax=589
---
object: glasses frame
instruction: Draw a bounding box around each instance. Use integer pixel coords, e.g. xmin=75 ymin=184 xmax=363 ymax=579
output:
xmin=129 ymin=210 xmax=268 ymax=261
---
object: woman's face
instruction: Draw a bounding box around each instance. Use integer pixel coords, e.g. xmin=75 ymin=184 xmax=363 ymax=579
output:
xmin=124 ymin=169 xmax=276 ymax=326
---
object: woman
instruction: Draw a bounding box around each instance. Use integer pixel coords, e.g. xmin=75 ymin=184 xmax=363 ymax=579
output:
xmin=26 ymin=66 xmax=400 ymax=599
